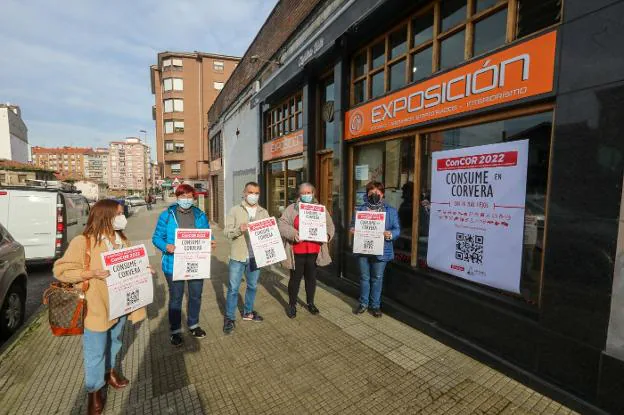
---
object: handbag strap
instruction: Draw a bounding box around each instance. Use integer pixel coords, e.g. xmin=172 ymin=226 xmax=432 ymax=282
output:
xmin=82 ymin=237 xmax=91 ymax=292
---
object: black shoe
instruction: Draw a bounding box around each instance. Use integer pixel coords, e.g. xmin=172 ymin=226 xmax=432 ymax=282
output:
xmin=190 ymin=326 xmax=207 ymax=338
xmin=354 ymin=305 xmax=368 ymax=314
xmin=370 ymin=308 xmax=382 ymax=318
xmin=170 ymin=333 xmax=183 ymax=347
xmin=242 ymin=311 xmax=264 ymax=322
xmin=286 ymin=305 xmax=297 ymax=319
xmin=223 ymin=319 xmax=235 ymax=335
xmin=307 ymin=303 xmax=320 ymax=315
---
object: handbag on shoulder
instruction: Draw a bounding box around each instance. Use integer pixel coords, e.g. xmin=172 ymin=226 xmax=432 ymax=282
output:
xmin=43 ymin=238 xmax=91 ymax=336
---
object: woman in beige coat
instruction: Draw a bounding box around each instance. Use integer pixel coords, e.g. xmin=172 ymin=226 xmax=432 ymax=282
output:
xmin=278 ymin=183 xmax=335 ymax=318
xmin=53 ymin=200 xmax=148 ymax=415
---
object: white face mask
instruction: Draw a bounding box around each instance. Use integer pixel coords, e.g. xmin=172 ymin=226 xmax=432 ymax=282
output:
xmin=246 ymin=194 xmax=259 ymax=206
xmin=113 ymin=215 xmax=127 ymax=231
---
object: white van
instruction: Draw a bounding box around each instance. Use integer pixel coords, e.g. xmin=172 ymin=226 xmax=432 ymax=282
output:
xmin=0 ymin=187 xmax=90 ymax=263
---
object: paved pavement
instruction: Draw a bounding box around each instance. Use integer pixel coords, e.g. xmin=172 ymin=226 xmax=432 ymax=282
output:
xmin=0 ymin=205 xmax=577 ymax=414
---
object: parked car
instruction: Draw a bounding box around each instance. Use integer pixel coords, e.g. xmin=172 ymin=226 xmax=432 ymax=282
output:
xmin=125 ymin=196 xmax=146 ymax=207
xmin=0 ymin=187 xmax=90 ymax=263
xmin=0 ymin=223 xmax=27 ymax=338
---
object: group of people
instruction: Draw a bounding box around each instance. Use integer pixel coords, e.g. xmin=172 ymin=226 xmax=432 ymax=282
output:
xmin=52 ymin=180 xmax=400 ymax=415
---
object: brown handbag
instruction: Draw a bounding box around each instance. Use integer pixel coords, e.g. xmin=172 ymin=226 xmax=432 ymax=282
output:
xmin=43 ymin=238 xmax=91 ymax=336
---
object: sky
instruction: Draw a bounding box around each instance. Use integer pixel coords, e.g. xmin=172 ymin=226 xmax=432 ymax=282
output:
xmin=0 ymin=0 xmax=277 ymax=157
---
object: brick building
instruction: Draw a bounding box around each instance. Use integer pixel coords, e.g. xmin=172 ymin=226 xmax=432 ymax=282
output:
xmin=108 ymin=137 xmax=150 ymax=194
xmin=150 ymin=52 xmax=239 ymax=188
xmin=31 ymin=146 xmax=92 ymax=180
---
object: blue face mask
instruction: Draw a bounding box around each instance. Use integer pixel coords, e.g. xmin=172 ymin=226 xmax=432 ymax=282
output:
xmin=300 ymin=194 xmax=313 ymax=203
xmin=177 ymin=198 xmax=194 ymax=209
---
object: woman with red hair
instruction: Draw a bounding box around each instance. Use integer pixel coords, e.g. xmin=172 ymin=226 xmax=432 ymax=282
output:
xmin=152 ymin=184 xmax=215 ymax=346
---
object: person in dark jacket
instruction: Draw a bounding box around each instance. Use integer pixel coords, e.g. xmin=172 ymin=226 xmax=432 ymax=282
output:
xmin=350 ymin=181 xmax=401 ymax=318
xmin=152 ymin=184 xmax=215 ymax=346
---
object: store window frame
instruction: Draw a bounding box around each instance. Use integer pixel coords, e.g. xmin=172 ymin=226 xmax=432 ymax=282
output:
xmin=210 ymin=132 xmax=222 ymax=161
xmin=347 ymin=102 xmax=555 ymax=308
xmin=265 ymin=156 xmax=305 ymax=218
xmin=349 ymin=0 xmax=561 ymax=106
xmin=264 ymin=92 xmax=303 ymax=143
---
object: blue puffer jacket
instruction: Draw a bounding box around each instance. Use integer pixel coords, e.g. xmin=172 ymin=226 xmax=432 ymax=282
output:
xmin=152 ymin=204 xmax=210 ymax=276
xmin=352 ymin=203 xmax=401 ymax=262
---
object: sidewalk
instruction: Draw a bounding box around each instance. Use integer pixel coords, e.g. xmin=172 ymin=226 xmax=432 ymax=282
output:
xmin=0 ymin=207 xmax=576 ymax=414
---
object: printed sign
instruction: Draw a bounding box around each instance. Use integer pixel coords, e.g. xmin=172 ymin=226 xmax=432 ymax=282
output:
xmin=344 ymin=30 xmax=557 ymax=140
xmin=262 ymin=130 xmax=304 ymax=161
xmin=102 ymin=245 xmax=154 ymax=320
xmin=426 ymin=140 xmax=529 ymax=293
xmin=355 ymin=165 xmax=369 ymax=181
xmin=173 ymin=229 xmax=212 ymax=281
xmin=353 ymin=212 xmax=386 ymax=256
xmin=299 ymin=203 xmax=327 ymax=243
xmin=248 ymin=217 xmax=287 ymax=268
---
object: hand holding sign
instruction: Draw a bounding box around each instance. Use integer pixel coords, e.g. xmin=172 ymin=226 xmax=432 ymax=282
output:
xmin=299 ymin=203 xmax=327 ymax=243
xmin=353 ymin=212 xmax=386 ymax=255
xmin=247 ymin=217 xmax=287 ymax=268
xmin=173 ymin=229 xmax=212 ymax=281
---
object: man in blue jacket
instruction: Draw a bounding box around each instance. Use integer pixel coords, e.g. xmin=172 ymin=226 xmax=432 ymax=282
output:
xmin=152 ymin=184 xmax=215 ymax=346
xmin=350 ymin=181 xmax=401 ymax=318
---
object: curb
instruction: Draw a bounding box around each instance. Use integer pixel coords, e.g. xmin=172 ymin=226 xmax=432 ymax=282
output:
xmin=0 ymin=303 xmax=47 ymax=361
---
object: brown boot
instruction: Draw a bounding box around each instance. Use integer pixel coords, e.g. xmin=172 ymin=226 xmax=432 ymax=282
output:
xmin=105 ymin=369 xmax=129 ymax=389
xmin=87 ymin=388 xmax=105 ymax=415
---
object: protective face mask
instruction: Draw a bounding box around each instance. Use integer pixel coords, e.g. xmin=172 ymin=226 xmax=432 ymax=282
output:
xmin=300 ymin=194 xmax=313 ymax=203
xmin=246 ymin=194 xmax=259 ymax=206
xmin=367 ymin=193 xmax=382 ymax=204
xmin=177 ymin=198 xmax=194 ymax=209
xmin=113 ymin=215 xmax=127 ymax=231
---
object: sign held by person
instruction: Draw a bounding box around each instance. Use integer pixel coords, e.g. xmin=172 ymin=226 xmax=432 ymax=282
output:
xmin=353 ymin=212 xmax=386 ymax=256
xmin=173 ymin=229 xmax=212 ymax=281
xmin=102 ymin=245 xmax=154 ymax=320
xmin=426 ymin=140 xmax=529 ymax=293
xmin=248 ymin=217 xmax=287 ymax=268
xmin=299 ymin=203 xmax=328 ymax=243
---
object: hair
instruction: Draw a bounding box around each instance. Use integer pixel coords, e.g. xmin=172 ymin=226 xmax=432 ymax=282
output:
xmin=298 ymin=182 xmax=316 ymax=193
xmin=366 ymin=181 xmax=385 ymax=195
xmin=175 ymin=184 xmax=196 ymax=197
xmin=244 ymin=181 xmax=260 ymax=191
xmin=83 ymin=199 xmax=127 ymax=244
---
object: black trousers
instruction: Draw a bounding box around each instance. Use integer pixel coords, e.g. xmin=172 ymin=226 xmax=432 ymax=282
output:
xmin=288 ymin=253 xmax=318 ymax=306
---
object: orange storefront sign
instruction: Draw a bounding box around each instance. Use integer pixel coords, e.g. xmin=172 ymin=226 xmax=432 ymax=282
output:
xmin=263 ymin=129 xmax=304 ymax=161
xmin=345 ymin=30 xmax=557 ymax=140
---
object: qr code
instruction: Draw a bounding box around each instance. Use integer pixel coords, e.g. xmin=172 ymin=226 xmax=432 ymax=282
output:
xmin=308 ymin=228 xmax=318 ymax=237
xmin=455 ymin=233 xmax=484 ymax=264
xmin=126 ymin=289 xmax=140 ymax=306
xmin=363 ymin=240 xmax=374 ymax=250
xmin=186 ymin=262 xmax=199 ymax=274
xmin=265 ymin=248 xmax=276 ymax=260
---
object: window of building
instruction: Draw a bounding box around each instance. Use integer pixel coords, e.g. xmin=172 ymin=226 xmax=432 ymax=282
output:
xmin=264 ymin=92 xmax=303 ymax=142
xmin=164 ymin=120 xmax=184 ymax=134
xmin=267 ymin=157 xmax=304 ymax=217
xmin=165 ymin=141 xmax=174 ymax=153
xmin=170 ymin=163 xmax=181 ymax=174
xmin=210 ymin=132 xmax=222 ymax=161
xmin=213 ymin=81 xmax=225 ymax=91
xmin=174 ymin=142 xmax=184 ymax=153
xmin=162 ymin=58 xmax=183 ymax=69
xmin=163 ymin=99 xmax=183 ymax=113
xmin=213 ymin=60 xmax=224 ymax=72
xmin=319 ymin=74 xmax=336 ymax=150
xmin=163 ymin=78 xmax=183 ymax=91
xmin=350 ymin=0 xmax=561 ymax=106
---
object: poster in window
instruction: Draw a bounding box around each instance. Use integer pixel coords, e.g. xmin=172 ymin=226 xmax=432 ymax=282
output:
xmin=426 ymin=140 xmax=529 ymax=293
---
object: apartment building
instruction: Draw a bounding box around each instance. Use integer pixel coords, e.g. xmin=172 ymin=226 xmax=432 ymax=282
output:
xmin=108 ymin=137 xmax=150 ymax=194
xmin=0 ymin=104 xmax=29 ymax=163
xmin=31 ymin=146 xmax=91 ymax=180
xmin=85 ymin=147 xmax=109 ymax=184
xmin=150 ymin=52 xmax=239 ymax=184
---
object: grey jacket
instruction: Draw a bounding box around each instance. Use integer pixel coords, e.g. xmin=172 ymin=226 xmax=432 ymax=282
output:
xmin=278 ymin=201 xmax=335 ymax=270
xmin=224 ymin=202 xmax=270 ymax=262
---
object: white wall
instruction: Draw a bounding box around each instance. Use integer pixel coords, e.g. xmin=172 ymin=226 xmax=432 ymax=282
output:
xmin=74 ymin=181 xmax=100 ymax=200
xmin=0 ymin=109 xmax=11 ymax=160
xmin=221 ymin=95 xmax=260 ymax=214
xmin=0 ymin=107 xmax=29 ymax=163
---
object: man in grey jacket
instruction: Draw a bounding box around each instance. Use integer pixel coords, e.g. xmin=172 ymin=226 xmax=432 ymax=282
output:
xmin=222 ymin=182 xmax=270 ymax=334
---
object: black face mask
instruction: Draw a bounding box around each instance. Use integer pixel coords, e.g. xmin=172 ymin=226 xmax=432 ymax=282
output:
xmin=367 ymin=193 xmax=381 ymax=204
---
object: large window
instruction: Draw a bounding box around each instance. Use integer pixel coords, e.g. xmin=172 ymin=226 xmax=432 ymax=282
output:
xmin=163 ymin=78 xmax=183 ymax=92
xmin=213 ymin=60 xmax=224 ymax=72
xmin=162 ymin=58 xmax=183 ymax=70
xmin=350 ymin=0 xmax=562 ymax=105
xmin=210 ymin=132 xmax=222 ymax=161
xmin=164 ymin=120 xmax=184 ymax=134
xmin=164 ymin=99 xmax=183 ymax=113
xmin=267 ymin=157 xmax=304 ymax=217
xmin=319 ymin=74 xmax=336 ymax=150
xmin=264 ymin=92 xmax=303 ymax=142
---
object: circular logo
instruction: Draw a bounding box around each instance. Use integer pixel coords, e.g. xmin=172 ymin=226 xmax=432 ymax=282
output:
xmin=349 ymin=110 xmax=364 ymax=135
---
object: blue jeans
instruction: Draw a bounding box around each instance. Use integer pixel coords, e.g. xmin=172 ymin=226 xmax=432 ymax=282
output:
xmin=358 ymin=256 xmax=388 ymax=309
xmin=83 ymin=316 xmax=127 ymax=392
xmin=226 ymin=259 xmax=260 ymax=320
xmin=164 ymin=274 xmax=204 ymax=334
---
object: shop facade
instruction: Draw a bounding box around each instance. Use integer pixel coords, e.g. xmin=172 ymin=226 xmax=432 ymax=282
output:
xmin=215 ymin=0 xmax=624 ymax=412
